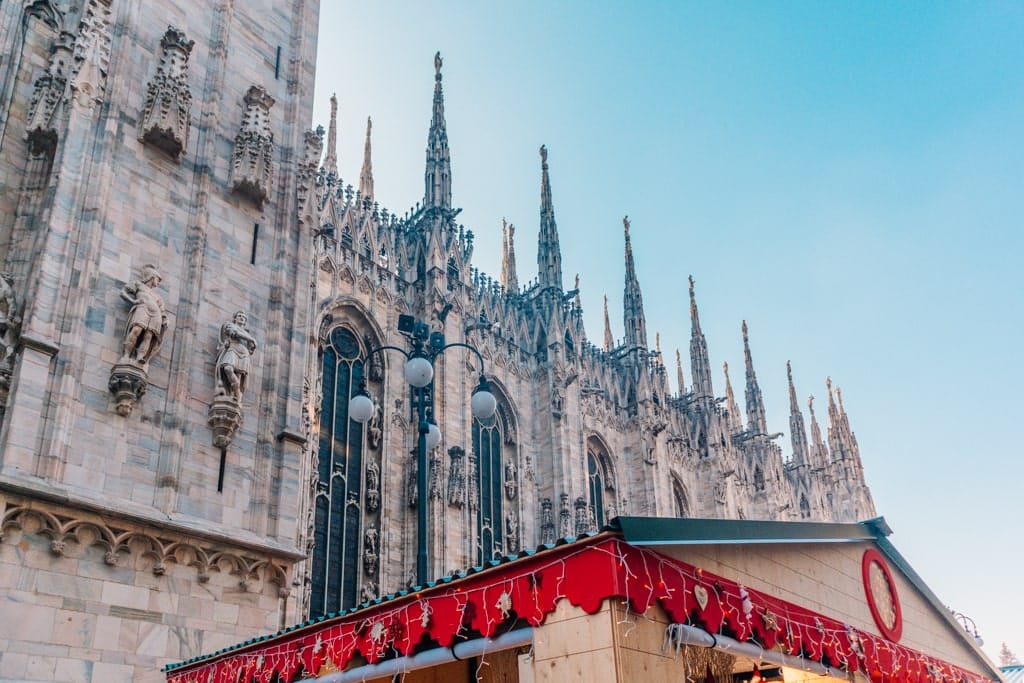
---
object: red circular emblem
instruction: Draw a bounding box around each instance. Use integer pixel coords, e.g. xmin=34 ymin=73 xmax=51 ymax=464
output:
xmin=862 ymin=548 xmax=902 ymax=641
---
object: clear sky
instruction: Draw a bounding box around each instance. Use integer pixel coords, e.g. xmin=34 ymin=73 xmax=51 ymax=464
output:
xmin=313 ymin=1 xmax=1024 ymax=663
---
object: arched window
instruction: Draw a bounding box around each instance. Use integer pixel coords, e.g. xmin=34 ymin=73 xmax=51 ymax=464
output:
xmin=753 ymin=465 xmax=765 ymax=492
xmin=799 ymin=494 xmax=810 ymax=519
xmin=310 ymin=327 xmax=365 ymax=618
xmin=586 ymin=437 xmax=614 ymax=529
xmin=473 ymin=411 xmax=503 ymax=563
xmin=672 ymin=477 xmax=690 ymax=518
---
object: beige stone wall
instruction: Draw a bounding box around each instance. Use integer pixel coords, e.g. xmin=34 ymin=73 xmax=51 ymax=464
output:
xmin=657 ymin=541 xmax=990 ymax=674
xmin=0 ymin=493 xmax=293 ymax=682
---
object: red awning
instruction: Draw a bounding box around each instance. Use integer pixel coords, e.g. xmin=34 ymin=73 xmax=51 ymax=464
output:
xmin=165 ymin=535 xmax=993 ymax=683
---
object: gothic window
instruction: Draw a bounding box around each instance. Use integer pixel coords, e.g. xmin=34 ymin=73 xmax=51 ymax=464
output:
xmin=799 ymin=493 xmax=810 ymax=518
xmin=340 ymin=226 xmax=353 ymax=251
xmin=310 ymin=327 xmax=365 ymax=618
xmin=473 ymin=410 xmax=503 ymax=563
xmin=564 ymin=330 xmax=575 ymax=361
xmin=360 ymin=234 xmax=371 ymax=260
xmin=586 ymin=437 xmax=615 ymax=529
xmin=672 ymin=477 xmax=690 ymax=518
xmin=753 ymin=465 xmax=765 ymax=492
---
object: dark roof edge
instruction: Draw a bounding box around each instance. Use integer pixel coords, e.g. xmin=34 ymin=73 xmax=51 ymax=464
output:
xmin=613 ymin=516 xmax=879 ymax=546
xmin=874 ymin=535 xmax=1004 ymax=682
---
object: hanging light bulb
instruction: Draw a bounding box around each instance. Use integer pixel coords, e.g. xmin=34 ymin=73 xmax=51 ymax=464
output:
xmin=348 ymin=391 xmax=374 ymax=423
xmin=470 ymin=376 xmax=497 ymax=420
xmin=404 ymin=355 xmax=434 ymax=388
xmin=426 ymin=421 xmax=442 ymax=450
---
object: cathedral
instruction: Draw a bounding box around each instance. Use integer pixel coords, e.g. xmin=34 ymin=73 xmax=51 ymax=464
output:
xmin=0 ymin=1 xmax=873 ymax=680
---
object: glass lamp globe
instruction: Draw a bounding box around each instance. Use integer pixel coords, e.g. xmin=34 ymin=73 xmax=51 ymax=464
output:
xmin=426 ymin=422 xmax=442 ymax=450
xmin=405 ymin=356 xmax=434 ymax=388
xmin=471 ymin=387 xmax=497 ymax=420
xmin=348 ymin=393 xmax=374 ymax=423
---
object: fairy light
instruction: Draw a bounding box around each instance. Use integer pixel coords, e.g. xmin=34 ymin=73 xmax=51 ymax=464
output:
xmin=167 ymin=538 xmax=993 ymax=683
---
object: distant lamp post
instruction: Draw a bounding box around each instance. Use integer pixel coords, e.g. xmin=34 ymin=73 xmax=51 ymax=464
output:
xmin=950 ymin=609 xmax=984 ymax=647
xmin=349 ymin=314 xmax=496 ymax=586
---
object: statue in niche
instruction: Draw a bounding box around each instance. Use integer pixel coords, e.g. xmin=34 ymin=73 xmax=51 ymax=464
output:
xmin=215 ymin=311 xmax=257 ymax=401
xmin=363 ymin=526 xmax=379 ymax=574
xmin=367 ymin=398 xmax=382 ymax=449
xmin=0 ymin=273 xmax=20 ymax=368
xmin=505 ymin=510 xmax=519 ymax=553
xmin=504 ymin=460 xmax=517 ymax=500
xmin=365 ymin=460 xmax=380 ymax=511
xmin=120 ymin=264 xmax=167 ymax=366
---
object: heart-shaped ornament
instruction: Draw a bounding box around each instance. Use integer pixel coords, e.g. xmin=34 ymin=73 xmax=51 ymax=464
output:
xmin=693 ymin=584 xmax=709 ymax=611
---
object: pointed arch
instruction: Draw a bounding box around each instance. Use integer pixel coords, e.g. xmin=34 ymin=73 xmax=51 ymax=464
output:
xmin=586 ymin=434 xmax=616 ymax=529
xmin=670 ymin=475 xmax=691 ymax=518
xmin=309 ymin=300 xmax=386 ymax=619
xmin=753 ymin=464 xmax=765 ymax=492
xmin=472 ymin=377 xmax=519 ymax=562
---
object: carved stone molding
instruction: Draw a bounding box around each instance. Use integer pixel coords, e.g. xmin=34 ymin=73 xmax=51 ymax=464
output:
xmin=0 ymin=495 xmax=290 ymax=595
xmin=108 ymin=363 xmax=148 ymax=417
xmin=208 ymin=398 xmax=243 ymax=449
xmin=26 ymin=32 xmax=75 ymax=155
xmin=297 ymin=126 xmax=323 ymax=220
xmin=230 ymin=85 xmax=275 ymax=208
xmin=139 ymin=26 xmax=195 ymax=159
xmin=69 ymin=0 xmax=113 ymax=110
xmin=446 ymin=446 xmax=465 ymax=508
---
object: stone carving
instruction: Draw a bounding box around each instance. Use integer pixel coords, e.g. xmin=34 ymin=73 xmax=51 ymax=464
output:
xmin=230 ymin=85 xmax=275 ymax=208
xmin=26 ymin=32 xmax=74 ymax=154
xmin=208 ymin=311 xmax=257 ymax=448
xmin=367 ymin=398 xmax=382 ymax=449
xmin=505 ymin=510 xmax=519 ymax=553
xmin=539 ymin=498 xmax=555 ymax=545
xmin=429 ymin=450 xmax=441 ymax=501
xmin=69 ymin=0 xmax=113 ymax=109
xmin=215 ymin=311 xmax=257 ymax=401
xmin=558 ymin=493 xmax=571 ymax=539
xmin=574 ymin=496 xmax=592 ymax=536
xmin=0 ymin=273 xmax=22 ymax=397
xmin=363 ymin=526 xmax=379 ymax=575
xmin=139 ymin=26 xmax=195 ymax=159
xmin=109 ymin=265 xmax=168 ymax=416
xmin=447 ymin=446 xmax=465 ymax=508
xmin=504 ymin=460 xmax=517 ymax=500
xmin=365 ymin=460 xmax=380 ymax=512
xmin=467 ymin=451 xmax=479 ymax=512
xmin=120 ymin=264 xmax=168 ymax=365
xmin=0 ymin=496 xmax=289 ymax=591
xmin=360 ymin=581 xmax=378 ymax=603
xmin=297 ymin=126 xmax=323 ymax=220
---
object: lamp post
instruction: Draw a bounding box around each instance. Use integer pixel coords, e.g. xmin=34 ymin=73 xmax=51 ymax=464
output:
xmin=950 ymin=609 xmax=984 ymax=647
xmin=349 ymin=314 xmax=497 ymax=587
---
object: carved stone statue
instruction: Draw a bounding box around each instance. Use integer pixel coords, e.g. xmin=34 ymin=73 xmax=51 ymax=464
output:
xmin=365 ymin=460 xmax=380 ymax=512
xmin=504 ymin=460 xmax=517 ymax=500
xmin=120 ymin=264 xmax=167 ymax=366
xmin=367 ymin=398 xmax=382 ymax=449
xmin=505 ymin=510 xmax=519 ymax=553
xmin=214 ymin=311 xmax=257 ymax=402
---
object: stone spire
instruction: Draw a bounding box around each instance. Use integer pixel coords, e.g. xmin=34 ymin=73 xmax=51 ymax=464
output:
xmin=675 ymin=349 xmax=686 ymax=395
xmin=688 ymin=276 xmax=714 ymax=400
xmin=537 ymin=145 xmax=563 ymax=291
xmin=358 ymin=116 xmax=373 ymax=200
xmin=424 ymin=52 xmax=451 ymax=210
xmin=500 ymin=218 xmax=519 ymax=291
xmin=827 ymin=379 xmax=862 ymax=471
xmin=742 ymin=321 xmax=767 ymax=435
xmin=807 ymin=395 xmax=829 ymax=469
xmin=622 ymin=216 xmax=647 ymax=350
xmin=723 ymin=362 xmax=740 ymax=430
xmin=324 ymin=93 xmax=338 ymax=176
xmin=787 ymin=361 xmax=810 ymax=467
xmin=602 ymin=295 xmax=614 ymax=352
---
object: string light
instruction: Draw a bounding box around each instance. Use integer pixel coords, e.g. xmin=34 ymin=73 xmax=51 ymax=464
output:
xmin=168 ymin=538 xmax=993 ymax=683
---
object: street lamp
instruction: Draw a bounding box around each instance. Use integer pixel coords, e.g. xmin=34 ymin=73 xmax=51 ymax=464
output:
xmin=950 ymin=609 xmax=984 ymax=647
xmin=349 ymin=314 xmax=496 ymax=586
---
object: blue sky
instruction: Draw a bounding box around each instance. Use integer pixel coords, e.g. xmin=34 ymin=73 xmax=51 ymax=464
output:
xmin=313 ymin=1 xmax=1024 ymax=662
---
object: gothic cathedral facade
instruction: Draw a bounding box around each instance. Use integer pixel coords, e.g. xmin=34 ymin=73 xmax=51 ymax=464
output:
xmin=0 ymin=2 xmax=873 ymax=680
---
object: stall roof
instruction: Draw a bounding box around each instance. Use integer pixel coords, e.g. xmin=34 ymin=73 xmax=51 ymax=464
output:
xmin=165 ymin=517 xmax=1000 ymax=683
